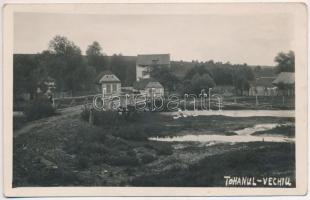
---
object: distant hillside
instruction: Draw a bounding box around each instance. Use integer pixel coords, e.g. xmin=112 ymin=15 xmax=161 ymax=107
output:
xmin=14 ymin=53 xmax=276 ymax=82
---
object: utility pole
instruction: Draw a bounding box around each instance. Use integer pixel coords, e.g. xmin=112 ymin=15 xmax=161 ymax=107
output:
xmin=209 ymin=88 xmax=212 ymax=111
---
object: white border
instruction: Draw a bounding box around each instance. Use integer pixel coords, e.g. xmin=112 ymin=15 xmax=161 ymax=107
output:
xmin=1 ymin=0 xmax=309 ymax=198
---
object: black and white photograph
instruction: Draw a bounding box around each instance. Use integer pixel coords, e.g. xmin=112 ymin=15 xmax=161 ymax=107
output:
xmin=2 ymin=1 xmax=308 ymax=197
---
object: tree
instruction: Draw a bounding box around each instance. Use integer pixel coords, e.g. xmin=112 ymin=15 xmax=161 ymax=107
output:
xmin=274 ymin=51 xmax=295 ymax=73
xmin=208 ymin=65 xmax=234 ymax=85
xmin=232 ymin=65 xmax=254 ymax=96
xmin=183 ymin=73 xmax=215 ymax=95
xmin=254 ymin=65 xmax=262 ymax=72
xmin=124 ymin=63 xmax=137 ymax=86
xmin=14 ymin=54 xmax=45 ymax=100
xmin=184 ymin=64 xmax=212 ymax=80
xmin=150 ymin=65 xmax=180 ymax=92
xmin=48 ymin=35 xmax=81 ymax=56
xmin=235 ymin=75 xmax=250 ymax=96
xmin=86 ymin=41 xmax=108 ymax=72
xmin=43 ymin=35 xmax=96 ymax=93
xmin=110 ymin=54 xmax=127 ymax=83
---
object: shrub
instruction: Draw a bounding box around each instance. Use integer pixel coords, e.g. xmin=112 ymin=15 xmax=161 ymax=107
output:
xmin=77 ymin=155 xmax=90 ymax=169
xmin=113 ymin=125 xmax=147 ymax=141
xmin=157 ymin=145 xmax=173 ymax=155
xmin=146 ymin=142 xmax=173 ymax=156
xmin=140 ymin=153 xmax=156 ymax=164
xmin=13 ymin=115 xmax=27 ymax=130
xmin=81 ymin=108 xmax=151 ymax=140
xmin=108 ymin=154 xmax=140 ymax=166
xmin=23 ymin=97 xmax=56 ymax=121
xmin=80 ymin=105 xmax=90 ymax=121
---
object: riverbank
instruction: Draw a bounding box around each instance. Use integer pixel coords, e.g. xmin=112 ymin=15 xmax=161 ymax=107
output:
xmin=13 ymin=110 xmax=295 ymax=187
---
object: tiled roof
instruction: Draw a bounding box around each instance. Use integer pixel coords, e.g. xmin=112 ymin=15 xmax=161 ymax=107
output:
xmin=145 ymin=81 xmax=164 ymax=89
xmin=133 ymin=78 xmax=163 ymax=90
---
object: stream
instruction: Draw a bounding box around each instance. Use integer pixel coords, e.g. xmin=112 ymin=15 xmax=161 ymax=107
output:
xmin=149 ymin=123 xmax=294 ymax=144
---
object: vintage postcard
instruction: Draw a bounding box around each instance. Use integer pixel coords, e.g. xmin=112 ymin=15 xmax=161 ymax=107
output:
xmin=2 ymin=1 xmax=308 ymax=197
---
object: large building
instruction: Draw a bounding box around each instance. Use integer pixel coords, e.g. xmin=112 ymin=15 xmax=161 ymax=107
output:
xmin=136 ymin=54 xmax=170 ymax=81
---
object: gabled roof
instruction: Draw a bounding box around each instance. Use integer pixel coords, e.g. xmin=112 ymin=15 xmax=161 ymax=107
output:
xmin=96 ymin=70 xmax=120 ymax=83
xmin=272 ymin=72 xmax=295 ymax=85
xmin=133 ymin=78 xmax=163 ymax=90
xmin=137 ymin=54 xmax=170 ymax=66
xmin=146 ymin=81 xmax=164 ymax=89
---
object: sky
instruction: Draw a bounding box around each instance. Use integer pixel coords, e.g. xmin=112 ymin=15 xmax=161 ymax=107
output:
xmin=14 ymin=10 xmax=294 ymax=66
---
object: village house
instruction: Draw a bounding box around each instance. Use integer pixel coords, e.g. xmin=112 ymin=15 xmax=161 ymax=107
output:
xmin=249 ymin=77 xmax=278 ymax=96
xmin=272 ymin=72 xmax=295 ymax=96
xmin=95 ymin=71 xmax=122 ymax=110
xmin=249 ymin=67 xmax=278 ymax=96
xmin=133 ymin=78 xmax=164 ymax=98
xmin=134 ymin=54 xmax=168 ymax=97
xmin=96 ymin=70 xmax=121 ymax=97
xmin=136 ymin=54 xmax=170 ymax=81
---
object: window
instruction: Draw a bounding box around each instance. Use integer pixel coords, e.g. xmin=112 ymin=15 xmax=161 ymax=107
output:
xmin=112 ymin=84 xmax=117 ymax=92
xmin=142 ymin=70 xmax=149 ymax=76
xmin=106 ymin=84 xmax=111 ymax=94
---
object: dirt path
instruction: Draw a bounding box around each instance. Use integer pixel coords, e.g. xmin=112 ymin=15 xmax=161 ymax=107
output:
xmin=14 ymin=105 xmax=84 ymax=138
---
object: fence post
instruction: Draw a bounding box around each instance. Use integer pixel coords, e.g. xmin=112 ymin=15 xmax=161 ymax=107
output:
xmin=89 ymin=108 xmax=94 ymax=125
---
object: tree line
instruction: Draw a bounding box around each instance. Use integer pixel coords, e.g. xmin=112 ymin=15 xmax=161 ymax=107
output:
xmin=150 ymin=61 xmax=255 ymax=96
xmin=151 ymin=51 xmax=294 ymax=96
xmin=14 ymin=35 xmax=136 ymax=99
xmin=14 ymin=34 xmax=295 ymax=99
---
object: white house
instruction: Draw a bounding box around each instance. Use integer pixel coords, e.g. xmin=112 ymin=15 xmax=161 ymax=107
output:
xmin=133 ymin=78 xmax=164 ymax=97
xmin=136 ymin=54 xmax=170 ymax=81
xmin=96 ymin=71 xmax=121 ymax=97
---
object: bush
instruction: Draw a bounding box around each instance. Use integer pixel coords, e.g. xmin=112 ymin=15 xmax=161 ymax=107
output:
xmin=24 ymin=97 xmax=56 ymax=121
xmin=108 ymin=154 xmax=140 ymax=166
xmin=13 ymin=115 xmax=27 ymax=130
xmin=77 ymin=155 xmax=90 ymax=169
xmin=81 ymin=108 xmax=150 ymax=140
xmin=140 ymin=153 xmax=156 ymax=164
xmin=113 ymin=125 xmax=147 ymax=141
xmin=80 ymin=105 xmax=90 ymax=121
xmin=145 ymin=142 xmax=173 ymax=156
